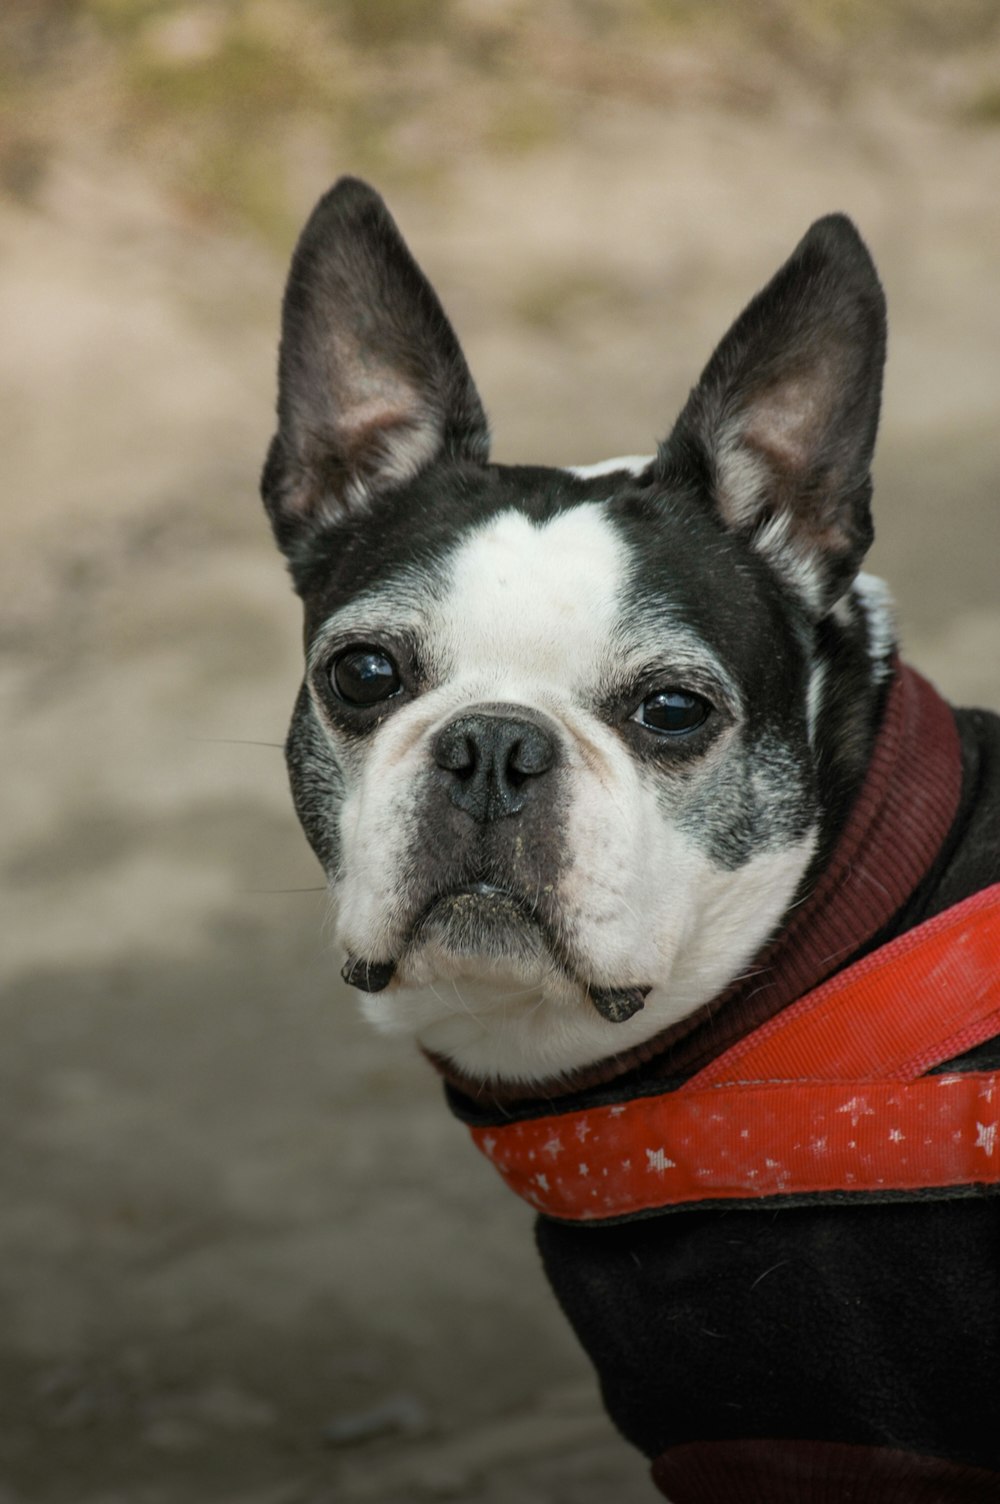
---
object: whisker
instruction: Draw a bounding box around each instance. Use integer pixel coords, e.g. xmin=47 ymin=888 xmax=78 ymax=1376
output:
xmin=242 ymin=885 xmax=327 ymax=894
xmin=449 ymin=978 xmax=483 ymax=1025
xmin=190 ymin=737 xmax=285 ymax=749
xmin=427 ymin=980 xmax=448 ymax=1009
xmin=428 ymin=979 xmax=481 ymax=1029
xmin=614 ymin=891 xmax=642 ymax=928
xmin=521 ymin=988 xmax=550 ymax=1020
xmin=494 ymin=982 xmax=548 ymax=1000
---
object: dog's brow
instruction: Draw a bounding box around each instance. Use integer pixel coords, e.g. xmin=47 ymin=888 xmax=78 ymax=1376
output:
xmin=307 ymin=596 xmax=427 ymax=670
xmin=607 ymin=624 xmax=738 ymax=703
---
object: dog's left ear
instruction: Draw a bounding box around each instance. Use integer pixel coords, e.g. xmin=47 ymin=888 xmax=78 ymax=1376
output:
xmin=662 ymin=215 xmax=886 ymax=613
xmin=262 ymin=177 xmax=490 ymax=553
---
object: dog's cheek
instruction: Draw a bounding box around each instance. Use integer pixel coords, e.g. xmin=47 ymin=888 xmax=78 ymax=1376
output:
xmin=555 ymin=743 xmax=818 ymax=1008
xmin=641 ymin=740 xmax=818 ymax=1003
xmin=286 ymin=687 xmax=346 ymax=877
xmin=682 ymin=831 xmax=817 ymax=983
xmin=556 ymin=757 xmax=693 ymax=983
xmin=331 ymin=752 xmax=429 ymax=960
xmin=674 ymin=730 xmax=817 ymax=871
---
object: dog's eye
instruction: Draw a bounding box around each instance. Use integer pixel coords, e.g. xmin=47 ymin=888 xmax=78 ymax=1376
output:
xmin=330 ymin=647 xmax=402 ymax=706
xmin=636 ymin=689 xmax=710 ymax=735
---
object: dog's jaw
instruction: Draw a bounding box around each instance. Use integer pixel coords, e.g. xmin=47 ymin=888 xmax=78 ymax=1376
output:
xmin=348 ymin=824 xmax=818 ymax=1088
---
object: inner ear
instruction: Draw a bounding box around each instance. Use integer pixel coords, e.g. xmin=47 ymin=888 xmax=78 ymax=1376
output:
xmin=717 ymin=369 xmax=833 ymax=533
xmin=744 ymin=372 xmax=830 ymax=487
xmin=664 ymin=215 xmax=886 ymax=613
xmin=262 ymin=177 xmax=490 ymax=553
xmin=318 ymin=340 xmax=442 ymax=503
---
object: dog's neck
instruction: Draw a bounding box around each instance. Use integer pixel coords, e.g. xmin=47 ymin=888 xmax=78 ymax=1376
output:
xmin=432 ymin=660 xmax=963 ymax=1108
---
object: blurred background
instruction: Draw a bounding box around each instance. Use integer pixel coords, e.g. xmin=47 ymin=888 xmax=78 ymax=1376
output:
xmin=1 ymin=3 xmax=999 ymax=1500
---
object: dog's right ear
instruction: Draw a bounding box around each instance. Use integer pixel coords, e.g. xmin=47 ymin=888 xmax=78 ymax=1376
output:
xmin=261 ymin=178 xmax=490 ymax=553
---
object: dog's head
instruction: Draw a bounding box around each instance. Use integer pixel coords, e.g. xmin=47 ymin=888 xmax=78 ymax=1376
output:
xmin=261 ymin=179 xmax=889 ymax=1085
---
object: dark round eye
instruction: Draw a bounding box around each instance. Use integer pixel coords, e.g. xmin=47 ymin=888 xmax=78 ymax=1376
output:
xmin=636 ymin=689 xmax=710 ymax=736
xmin=330 ymin=647 xmax=401 ymax=706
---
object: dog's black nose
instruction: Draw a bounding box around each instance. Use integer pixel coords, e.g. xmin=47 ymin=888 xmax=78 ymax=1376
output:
xmin=432 ymin=710 xmax=556 ymax=823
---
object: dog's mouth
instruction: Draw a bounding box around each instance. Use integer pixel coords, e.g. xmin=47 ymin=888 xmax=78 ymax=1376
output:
xmin=412 ymin=881 xmax=546 ymax=959
xmin=341 ymin=882 xmax=650 ymax=1024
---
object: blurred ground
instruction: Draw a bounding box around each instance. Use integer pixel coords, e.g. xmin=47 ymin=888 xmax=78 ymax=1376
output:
xmin=1 ymin=4 xmax=999 ymax=1501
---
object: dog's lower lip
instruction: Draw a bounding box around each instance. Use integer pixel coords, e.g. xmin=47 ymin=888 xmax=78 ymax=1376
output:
xmin=412 ymin=882 xmax=537 ymax=932
xmin=404 ymin=881 xmax=552 ymax=970
xmin=454 ymin=882 xmax=517 ymax=901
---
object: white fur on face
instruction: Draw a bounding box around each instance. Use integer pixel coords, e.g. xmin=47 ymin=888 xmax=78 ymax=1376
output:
xmin=316 ymin=499 xmax=817 ymax=1085
xmin=566 ymin=454 xmax=653 ymax=480
xmin=328 ymin=504 xmax=630 ymax=964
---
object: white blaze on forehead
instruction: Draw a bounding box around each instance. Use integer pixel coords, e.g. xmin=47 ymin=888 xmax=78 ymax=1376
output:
xmin=566 ymin=454 xmax=654 ymax=480
xmin=431 ymin=505 xmax=627 ymax=690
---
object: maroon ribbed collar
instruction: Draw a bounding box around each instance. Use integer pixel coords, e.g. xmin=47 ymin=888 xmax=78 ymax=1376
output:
xmin=431 ymin=661 xmax=963 ymax=1107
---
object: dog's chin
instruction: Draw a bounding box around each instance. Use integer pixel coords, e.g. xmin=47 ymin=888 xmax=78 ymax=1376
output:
xmin=401 ymin=884 xmax=551 ymax=985
xmin=356 ymin=885 xmax=561 ymax=1058
xmin=351 ymin=886 xmax=655 ymax=1084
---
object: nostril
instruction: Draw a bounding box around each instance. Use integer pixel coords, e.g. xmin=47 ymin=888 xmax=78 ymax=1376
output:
xmin=453 ymin=753 xmax=477 ymax=783
xmin=508 ymin=727 xmax=555 ymax=780
xmin=433 ymin=725 xmax=477 ymax=776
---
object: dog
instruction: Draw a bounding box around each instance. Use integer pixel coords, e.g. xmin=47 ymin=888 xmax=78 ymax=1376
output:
xmin=260 ymin=178 xmax=1000 ymax=1500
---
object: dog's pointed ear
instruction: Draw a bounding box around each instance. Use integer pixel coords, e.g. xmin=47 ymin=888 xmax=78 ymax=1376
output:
xmin=261 ymin=178 xmax=490 ymax=551
xmin=661 ymin=215 xmax=886 ymax=613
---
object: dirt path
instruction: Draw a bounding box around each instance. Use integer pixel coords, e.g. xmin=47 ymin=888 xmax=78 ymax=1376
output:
xmin=2 ymin=17 xmax=999 ymax=1500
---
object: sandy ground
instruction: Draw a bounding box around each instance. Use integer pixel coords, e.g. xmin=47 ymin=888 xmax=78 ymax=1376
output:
xmin=2 ymin=40 xmax=999 ymax=1504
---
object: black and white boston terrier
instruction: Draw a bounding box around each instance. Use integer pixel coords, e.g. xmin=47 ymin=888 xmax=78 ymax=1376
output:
xmin=261 ymin=179 xmax=1000 ymax=1501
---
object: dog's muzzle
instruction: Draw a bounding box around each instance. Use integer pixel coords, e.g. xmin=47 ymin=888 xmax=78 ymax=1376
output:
xmin=339 ymin=704 xmax=649 ymax=1023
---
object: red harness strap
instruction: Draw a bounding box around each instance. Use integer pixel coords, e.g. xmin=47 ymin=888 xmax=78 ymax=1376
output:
xmin=469 ymin=885 xmax=1000 ymax=1221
